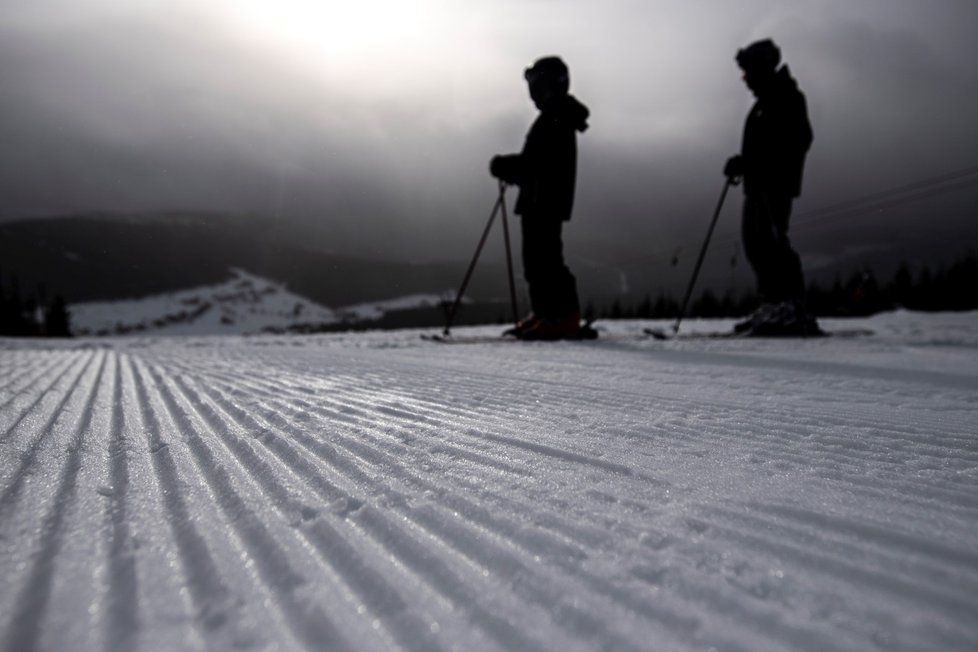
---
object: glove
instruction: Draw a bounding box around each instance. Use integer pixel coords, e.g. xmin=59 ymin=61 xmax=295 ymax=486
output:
xmin=490 ymin=154 xmax=521 ymax=184
xmin=489 ymin=155 xmax=505 ymax=179
xmin=724 ymin=155 xmax=744 ymax=180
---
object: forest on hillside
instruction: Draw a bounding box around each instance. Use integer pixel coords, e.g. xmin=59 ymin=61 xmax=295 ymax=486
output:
xmin=588 ymin=252 xmax=978 ymax=321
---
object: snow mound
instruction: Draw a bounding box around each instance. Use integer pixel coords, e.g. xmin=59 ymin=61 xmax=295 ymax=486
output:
xmin=69 ymin=269 xmax=452 ymax=337
xmin=70 ymin=268 xmax=337 ymax=336
xmin=338 ymin=293 xmax=450 ymax=322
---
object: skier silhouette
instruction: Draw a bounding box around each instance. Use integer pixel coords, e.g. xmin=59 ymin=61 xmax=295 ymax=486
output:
xmin=490 ymin=56 xmax=590 ymax=340
xmin=724 ymin=39 xmax=819 ymax=335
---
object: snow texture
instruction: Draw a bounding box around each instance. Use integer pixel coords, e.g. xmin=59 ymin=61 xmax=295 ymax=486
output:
xmin=1 ymin=310 xmax=977 ymax=651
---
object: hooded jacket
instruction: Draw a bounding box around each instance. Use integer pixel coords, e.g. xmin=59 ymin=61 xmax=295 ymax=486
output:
xmin=492 ymin=94 xmax=590 ymax=221
xmin=741 ymin=65 xmax=813 ymax=198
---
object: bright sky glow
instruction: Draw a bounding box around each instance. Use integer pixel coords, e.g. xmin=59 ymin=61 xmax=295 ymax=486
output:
xmin=222 ymin=0 xmax=479 ymax=94
xmin=233 ymin=0 xmax=440 ymax=56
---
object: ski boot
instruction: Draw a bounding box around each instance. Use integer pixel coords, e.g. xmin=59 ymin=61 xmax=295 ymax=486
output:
xmin=746 ymin=301 xmax=824 ymax=337
xmin=503 ymin=314 xmax=539 ymax=337
xmin=517 ymin=313 xmax=582 ymax=341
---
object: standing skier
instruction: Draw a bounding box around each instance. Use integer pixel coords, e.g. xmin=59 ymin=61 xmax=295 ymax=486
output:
xmin=724 ymin=39 xmax=819 ymax=335
xmin=490 ymin=56 xmax=590 ymax=340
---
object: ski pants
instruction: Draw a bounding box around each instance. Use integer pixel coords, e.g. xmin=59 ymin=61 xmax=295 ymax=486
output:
xmin=741 ymin=192 xmax=805 ymax=303
xmin=521 ymin=215 xmax=580 ymax=319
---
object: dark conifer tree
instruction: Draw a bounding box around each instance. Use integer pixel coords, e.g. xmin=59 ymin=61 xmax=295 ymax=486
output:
xmin=46 ymin=296 xmax=72 ymax=337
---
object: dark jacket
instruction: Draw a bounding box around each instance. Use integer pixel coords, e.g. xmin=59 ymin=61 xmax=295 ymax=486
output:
xmin=741 ymin=66 xmax=813 ymax=198
xmin=492 ymin=94 xmax=589 ymax=221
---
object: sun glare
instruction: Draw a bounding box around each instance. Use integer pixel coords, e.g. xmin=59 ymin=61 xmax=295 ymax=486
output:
xmin=232 ymin=0 xmax=443 ymax=64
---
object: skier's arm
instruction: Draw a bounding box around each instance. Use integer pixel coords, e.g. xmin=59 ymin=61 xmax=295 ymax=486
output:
xmin=490 ymin=154 xmax=525 ymax=185
xmin=724 ymin=155 xmax=744 ymax=180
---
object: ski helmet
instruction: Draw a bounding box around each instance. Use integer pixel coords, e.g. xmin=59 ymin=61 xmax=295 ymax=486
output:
xmin=524 ymin=56 xmax=570 ymax=94
xmin=736 ymin=39 xmax=781 ymax=72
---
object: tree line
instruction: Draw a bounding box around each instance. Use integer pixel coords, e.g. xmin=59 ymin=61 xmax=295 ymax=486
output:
xmin=2 ymin=252 xmax=974 ymax=337
xmin=0 ymin=273 xmax=71 ymax=337
xmin=586 ymin=252 xmax=978 ymax=321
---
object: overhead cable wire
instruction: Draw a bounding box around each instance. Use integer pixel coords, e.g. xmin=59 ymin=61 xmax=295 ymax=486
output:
xmin=792 ymin=163 xmax=978 ymax=227
xmin=645 ymin=163 xmax=978 ymax=265
xmin=576 ymin=163 xmax=978 ymax=272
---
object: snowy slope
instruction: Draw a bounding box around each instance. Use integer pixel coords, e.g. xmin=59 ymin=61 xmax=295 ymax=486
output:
xmin=69 ymin=268 xmax=340 ymax=336
xmin=1 ymin=311 xmax=977 ymax=651
xmin=69 ymin=268 xmax=451 ymax=336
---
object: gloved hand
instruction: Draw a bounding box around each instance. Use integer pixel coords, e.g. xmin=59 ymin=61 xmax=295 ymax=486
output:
xmin=724 ymin=155 xmax=744 ymax=180
xmin=490 ymin=154 xmax=521 ymax=184
xmin=489 ymin=155 xmax=505 ymax=179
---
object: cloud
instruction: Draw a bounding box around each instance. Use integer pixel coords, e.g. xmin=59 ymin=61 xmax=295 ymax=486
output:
xmin=1 ymin=0 xmax=976 ymax=273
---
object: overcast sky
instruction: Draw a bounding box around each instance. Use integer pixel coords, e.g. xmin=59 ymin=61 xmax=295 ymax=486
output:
xmin=2 ymin=0 xmax=977 ymax=279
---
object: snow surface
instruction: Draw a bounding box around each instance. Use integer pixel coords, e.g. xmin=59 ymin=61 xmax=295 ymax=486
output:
xmin=1 ymin=311 xmax=977 ymax=651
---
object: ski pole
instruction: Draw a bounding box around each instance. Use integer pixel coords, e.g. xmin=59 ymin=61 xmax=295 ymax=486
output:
xmin=441 ymin=185 xmax=508 ymax=336
xmin=498 ymin=181 xmax=520 ymax=326
xmin=670 ymin=177 xmax=737 ymax=335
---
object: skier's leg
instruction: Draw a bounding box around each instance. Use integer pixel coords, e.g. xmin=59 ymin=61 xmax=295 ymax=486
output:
xmin=742 ymin=194 xmax=779 ymax=301
xmin=745 ymin=194 xmax=820 ymax=335
xmin=767 ymin=194 xmax=805 ymax=302
xmin=548 ymin=221 xmax=580 ymax=317
xmin=520 ymin=215 xmax=547 ymax=318
xmin=518 ymin=217 xmax=580 ymax=339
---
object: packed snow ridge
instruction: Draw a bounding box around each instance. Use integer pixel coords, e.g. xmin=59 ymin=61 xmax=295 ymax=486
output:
xmin=1 ymin=310 xmax=977 ymax=651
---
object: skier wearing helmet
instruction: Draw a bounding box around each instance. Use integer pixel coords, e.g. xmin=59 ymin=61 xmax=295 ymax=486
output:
xmin=724 ymin=39 xmax=819 ymax=336
xmin=490 ymin=56 xmax=591 ymax=340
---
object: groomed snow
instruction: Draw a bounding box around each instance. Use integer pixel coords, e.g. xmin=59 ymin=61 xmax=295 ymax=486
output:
xmin=1 ymin=311 xmax=976 ymax=651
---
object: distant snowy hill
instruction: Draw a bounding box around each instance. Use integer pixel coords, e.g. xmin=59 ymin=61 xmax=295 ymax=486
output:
xmin=0 ymin=213 xmax=516 ymax=307
xmin=70 ymin=268 xmax=448 ymax=336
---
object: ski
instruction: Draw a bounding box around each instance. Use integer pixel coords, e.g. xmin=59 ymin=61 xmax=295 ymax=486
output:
xmin=643 ymin=327 xmax=874 ymax=340
xmin=423 ymin=326 xmax=873 ymax=344
xmin=424 ymin=321 xmax=601 ymax=344
xmin=422 ymin=332 xmax=602 ymax=344
xmin=421 ymin=333 xmax=517 ymax=344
